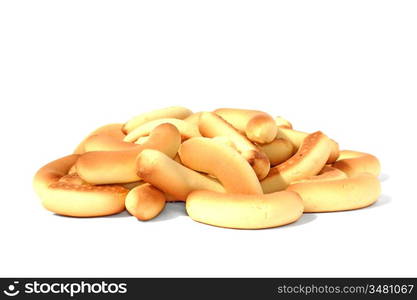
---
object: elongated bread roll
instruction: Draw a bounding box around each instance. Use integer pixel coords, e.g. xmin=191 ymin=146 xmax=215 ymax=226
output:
xmin=276 ymin=127 xmax=339 ymax=163
xmin=136 ymin=149 xmax=225 ymax=201
xmin=183 ymin=112 xmax=202 ymax=126
xmin=275 ymin=116 xmax=293 ymax=129
xmin=198 ymin=112 xmax=270 ymax=180
xmin=332 ymin=150 xmax=380 ymax=177
xmin=287 ymin=173 xmax=381 ymax=212
xmin=186 ymin=190 xmax=304 ymax=229
xmin=214 ymin=108 xmax=277 ymax=144
xmin=125 ymin=184 xmax=166 ymax=221
xmin=123 ymin=106 xmax=192 ymax=133
xmin=74 ymin=123 xmax=125 ymax=154
xmin=84 ymin=134 xmax=137 ymax=152
xmin=179 ymin=137 xmax=262 ymax=194
xmin=33 ymin=155 xmax=128 ymax=217
xmin=76 ymin=123 xmax=181 ymax=184
xmin=124 ymin=118 xmax=200 ymax=142
xmin=261 ymin=131 xmax=332 ymax=193
xmin=258 ymin=138 xmax=294 ymax=166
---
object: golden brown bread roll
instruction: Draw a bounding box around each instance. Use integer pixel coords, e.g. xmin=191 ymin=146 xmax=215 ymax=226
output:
xmin=136 ymin=149 xmax=225 ymax=201
xmin=74 ymin=123 xmax=125 ymax=154
xmin=125 ymin=184 xmax=166 ymax=221
xmin=258 ymin=138 xmax=294 ymax=166
xmin=332 ymin=150 xmax=380 ymax=177
xmin=183 ymin=112 xmax=202 ymax=126
xmin=291 ymin=166 xmax=348 ymax=184
xmin=214 ymin=108 xmax=277 ymax=144
xmin=124 ymin=118 xmax=200 ymax=142
xmin=261 ymin=131 xmax=332 ymax=193
xmin=123 ymin=106 xmax=192 ymax=134
xmin=186 ymin=190 xmax=304 ymax=229
xmin=275 ymin=116 xmax=293 ymax=129
xmin=84 ymin=134 xmax=137 ymax=152
xmin=33 ymin=155 xmax=128 ymax=217
xmin=179 ymin=137 xmax=263 ymax=194
xmin=287 ymin=173 xmax=381 ymax=212
xmin=198 ymin=112 xmax=270 ymax=180
xmin=276 ymin=127 xmax=339 ymax=163
xmin=76 ymin=123 xmax=181 ymax=184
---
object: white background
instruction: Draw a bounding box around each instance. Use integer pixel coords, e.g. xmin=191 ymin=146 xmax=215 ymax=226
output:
xmin=0 ymin=0 xmax=416 ymax=277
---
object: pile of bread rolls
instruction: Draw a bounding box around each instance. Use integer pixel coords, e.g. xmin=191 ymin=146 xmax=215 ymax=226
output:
xmin=33 ymin=107 xmax=381 ymax=229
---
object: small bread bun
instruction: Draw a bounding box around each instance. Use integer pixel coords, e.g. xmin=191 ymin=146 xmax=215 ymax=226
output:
xmin=287 ymin=173 xmax=381 ymax=212
xmin=136 ymin=149 xmax=225 ymax=201
xmin=123 ymin=106 xmax=192 ymax=134
xmin=125 ymin=184 xmax=166 ymax=221
xmin=332 ymin=150 xmax=380 ymax=177
xmin=33 ymin=155 xmax=128 ymax=217
xmin=214 ymin=108 xmax=277 ymax=144
xmin=261 ymin=131 xmax=332 ymax=193
xmin=76 ymin=123 xmax=181 ymax=184
xmin=199 ymin=112 xmax=270 ymax=180
xmin=179 ymin=137 xmax=263 ymax=194
xmin=186 ymin=190 xmax=304 ymax=229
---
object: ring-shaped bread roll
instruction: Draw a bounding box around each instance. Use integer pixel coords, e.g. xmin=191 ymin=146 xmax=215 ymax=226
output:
xmin=214 ymin=108 xmax=277 ymax=144
xmin=76 ymin=123 xmax=181 ymax=184
xmin=332 ymin=150 xmax=381 ymax=177
xmin=186 ymin=190 xmax=304 ymax=229
xmin=136 ymin=149 xmax=225 ymax=201
xmin=123 ymin=106 xmax=192 ymax=134
xmin=179 ymin=137 xmax=263 ymax=194
xmin=290 ymin=166 xmax=348 ymax=184
xmin=261 ymin=131 xmax=332 ymax=193
xmin=287 ymin=173 xmax=381 ymax=212
xmin=198 ymin=112 xmax=270 ymax=180
xmin=33 ymin=155 xmax=128 ymax=217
